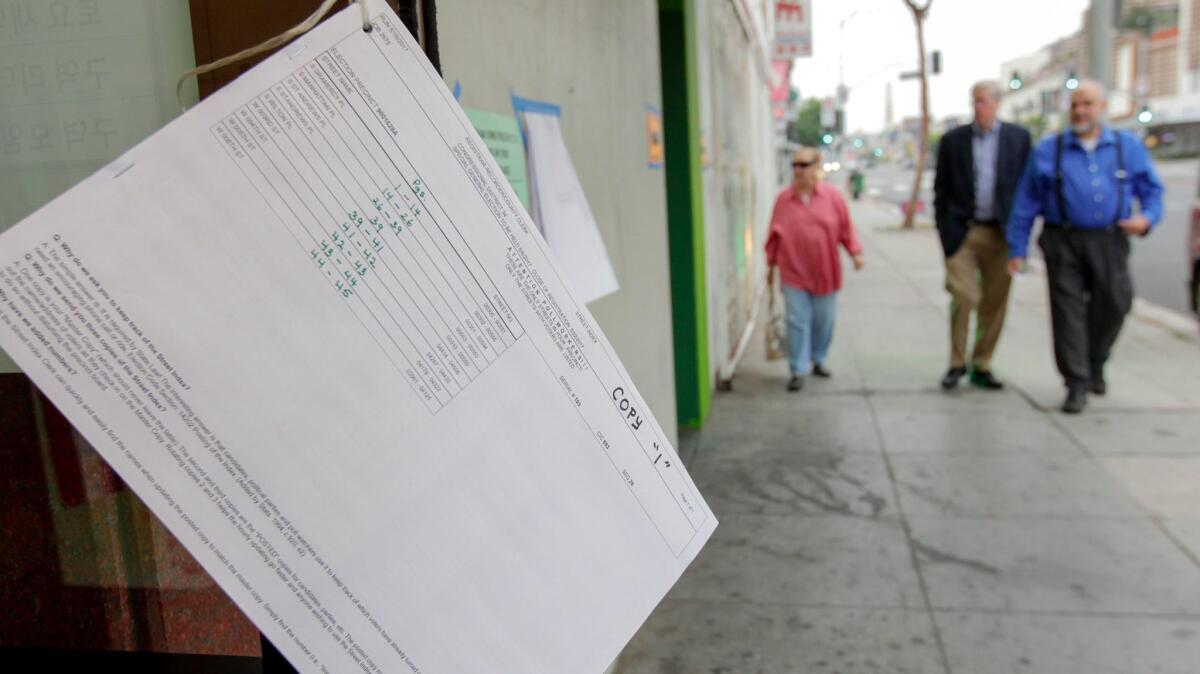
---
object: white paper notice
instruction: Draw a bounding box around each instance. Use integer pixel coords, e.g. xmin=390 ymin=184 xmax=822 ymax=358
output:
xmin=0 ymin=2 xmax=715 ymax=672
xmin=523 ymin=112 xmax=621 ymax=305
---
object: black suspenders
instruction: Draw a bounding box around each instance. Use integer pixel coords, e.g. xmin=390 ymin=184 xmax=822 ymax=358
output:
xmin=1054 ymin=130 xmax=1127 ymax=228
xmin=1114 ymin=135 xmax=1127 ymax=226
xmin=1054 ymin=133 xmax=1068 ymax=225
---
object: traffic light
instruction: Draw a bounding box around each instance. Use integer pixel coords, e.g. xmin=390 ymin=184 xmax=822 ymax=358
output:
xmin=1065 ymin=71 xmax=1079 ymax=91
xmin=930 ymin=50 xmax=942 ymax=75
xmin=852 ymin=138 xmax=864 ymax=149
xmin=1009 ymin=71 xmax=1023 ymax=91
xmin=1137 ymin=105 xmax=1154 ymax=124
xmin=820 ymin=132 xmax=834 ymax=146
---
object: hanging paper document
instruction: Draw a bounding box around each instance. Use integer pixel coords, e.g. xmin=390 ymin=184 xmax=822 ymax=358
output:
xmin=518 ymin=103 xmax=620 ymax=305
xmin=0 ymin=1 xmax=715 ymax=672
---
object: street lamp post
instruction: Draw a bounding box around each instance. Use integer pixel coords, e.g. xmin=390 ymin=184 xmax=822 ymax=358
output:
xmin=1088 ymin=0 xmax=1116 ymax=90
xmin=835 ymin=9 xmax=861 ymax=160
xmin=836 ymin=8 xmax=884 ymax=142
xmin=838 ymin=10 xmax=860 ymax=99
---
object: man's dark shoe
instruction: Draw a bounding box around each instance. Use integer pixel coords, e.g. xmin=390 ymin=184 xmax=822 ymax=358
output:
xmin=941 ymin=367 xmax=968 ymax=390
xmin=786 ymin=374 xmax=805 ymax=392
xmin=969 ymin=369 xmax=1004 ymax=390
xmin=1090 ymin=365 xmax=1107 ymax=396
xmin=1062 ymin=388 xmax=1088 ymax=414
xmin=1089 ymin=362 xmax=1104 ymax=393
xmin=812 ymin=363 xmax=832 ymax=378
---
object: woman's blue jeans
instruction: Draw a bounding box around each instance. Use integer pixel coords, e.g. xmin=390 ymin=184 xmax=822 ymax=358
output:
xmin=783 ymin=285 xmax=837 ymax=376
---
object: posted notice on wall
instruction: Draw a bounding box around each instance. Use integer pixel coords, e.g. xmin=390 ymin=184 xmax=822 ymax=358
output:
xmin=463 ymin=107 xmax=530 ymax=210
xmin=0 ymin=2 xmax=715 ymax=672
xmin=519 ymin=103 xmax=620 ymax=305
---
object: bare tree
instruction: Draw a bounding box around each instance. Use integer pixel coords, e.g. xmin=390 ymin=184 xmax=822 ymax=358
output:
xmin=901 ymin=0 xmax=932 ymax=229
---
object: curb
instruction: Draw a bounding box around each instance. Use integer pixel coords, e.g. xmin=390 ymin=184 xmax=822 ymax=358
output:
xmin=1132 ymin=298 xmax=1199 ymax=340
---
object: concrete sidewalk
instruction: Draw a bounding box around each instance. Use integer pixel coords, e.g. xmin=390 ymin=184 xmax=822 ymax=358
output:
xmin=616 ymin=202 xmax=1200 ymax=673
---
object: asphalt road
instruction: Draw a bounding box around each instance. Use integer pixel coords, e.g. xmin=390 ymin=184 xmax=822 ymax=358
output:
xmin=856 ymin=159 xmax=1199 ymax=315
xmin=1131 ymin=158 xmax=1198 ymax=315
xmin=856 ymin=164 xmax=935 ymax=220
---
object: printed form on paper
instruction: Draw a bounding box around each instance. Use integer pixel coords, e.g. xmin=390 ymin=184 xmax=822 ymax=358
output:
xmin=0 ymin=2 xmax=715 ymax=672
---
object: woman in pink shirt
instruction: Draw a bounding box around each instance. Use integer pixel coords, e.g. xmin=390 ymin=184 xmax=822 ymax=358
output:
xmin=766 ymin=148 xmax=865 ymax=391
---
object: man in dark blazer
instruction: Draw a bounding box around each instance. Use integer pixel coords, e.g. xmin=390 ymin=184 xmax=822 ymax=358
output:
xmin=933 ymin=80 xmax=1032 ymax=390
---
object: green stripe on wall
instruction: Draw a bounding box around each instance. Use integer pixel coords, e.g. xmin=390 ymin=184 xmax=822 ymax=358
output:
xmin=659 ymin=0 xmax=710 ymax=429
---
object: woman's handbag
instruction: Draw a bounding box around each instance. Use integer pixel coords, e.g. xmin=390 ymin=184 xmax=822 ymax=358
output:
xmin=765 ymin=274 xmax=786 ymax=361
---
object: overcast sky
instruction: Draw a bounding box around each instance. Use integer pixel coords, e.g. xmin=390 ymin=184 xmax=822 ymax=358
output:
xmin=789 ymin=0 xmax=1091 ymax=133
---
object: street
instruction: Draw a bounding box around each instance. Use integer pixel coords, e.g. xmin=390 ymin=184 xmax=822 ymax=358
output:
xmin=857 ymin=163 xmax=935 ymax=224
xmin=856 ymin=158 xmax=1200 ymax=316
xmin=1133 ymin=158 xmax=1199 ymax=315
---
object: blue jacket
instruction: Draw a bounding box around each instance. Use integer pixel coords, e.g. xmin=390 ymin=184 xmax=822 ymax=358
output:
xmin=1006 ymin=127 xmax=1164 ymax=259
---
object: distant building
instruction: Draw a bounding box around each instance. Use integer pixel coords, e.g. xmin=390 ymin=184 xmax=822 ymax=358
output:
xmin=998 ymin=26 xmax=1085 ymax=138
xmin=999 ymin=0 xmax=1200 ymax=154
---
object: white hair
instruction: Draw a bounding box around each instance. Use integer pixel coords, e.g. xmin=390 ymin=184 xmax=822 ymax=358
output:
xmin=1074 ymin=78 xmax=1108 ymax=98
xmin=971 ymin=80 xmax=1004 ymax=102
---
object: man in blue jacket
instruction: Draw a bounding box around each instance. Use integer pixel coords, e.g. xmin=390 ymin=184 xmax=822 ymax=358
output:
xmin=1007 ymin=80 xmax=1164 ymax=413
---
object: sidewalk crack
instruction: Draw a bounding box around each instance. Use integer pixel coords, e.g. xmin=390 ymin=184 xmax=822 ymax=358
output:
xmin=910 ymin=539 xmax=1000 ymax=576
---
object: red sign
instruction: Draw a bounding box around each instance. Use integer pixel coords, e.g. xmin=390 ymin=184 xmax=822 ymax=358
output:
xmin=774 ymin=1 xmax=812 ymax=59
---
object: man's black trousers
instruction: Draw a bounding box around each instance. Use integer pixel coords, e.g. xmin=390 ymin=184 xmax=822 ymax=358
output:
xmin=1037 ymin=227 xmax=1134 ymax=390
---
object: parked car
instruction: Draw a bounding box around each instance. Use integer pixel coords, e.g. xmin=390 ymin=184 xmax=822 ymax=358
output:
xmin=1191 ymin=170 xmax=1200 ymax=321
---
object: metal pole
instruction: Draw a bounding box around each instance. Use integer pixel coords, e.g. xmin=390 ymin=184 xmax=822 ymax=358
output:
xmin=1088 ymin=0 xmax=1115 ymax=89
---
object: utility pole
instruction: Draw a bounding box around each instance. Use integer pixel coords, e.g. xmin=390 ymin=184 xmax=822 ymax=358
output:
xmin=900 ymin=0 xmax=932 ymax=230
xmin=1087 ymin=0 xmax=1115 ymax=90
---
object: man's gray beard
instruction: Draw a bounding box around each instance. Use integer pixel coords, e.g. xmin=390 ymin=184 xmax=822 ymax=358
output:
xmin=1071 ymin=120 xmax=1097 ymax=135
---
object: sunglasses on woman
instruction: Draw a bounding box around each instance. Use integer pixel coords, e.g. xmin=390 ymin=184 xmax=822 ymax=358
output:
xmin=792 ymin=161 xmax=815 ymax=168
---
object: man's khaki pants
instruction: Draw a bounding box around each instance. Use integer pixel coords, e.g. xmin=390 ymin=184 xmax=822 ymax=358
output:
xmin=945 ymin=224 xmax=1012 ymax=371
